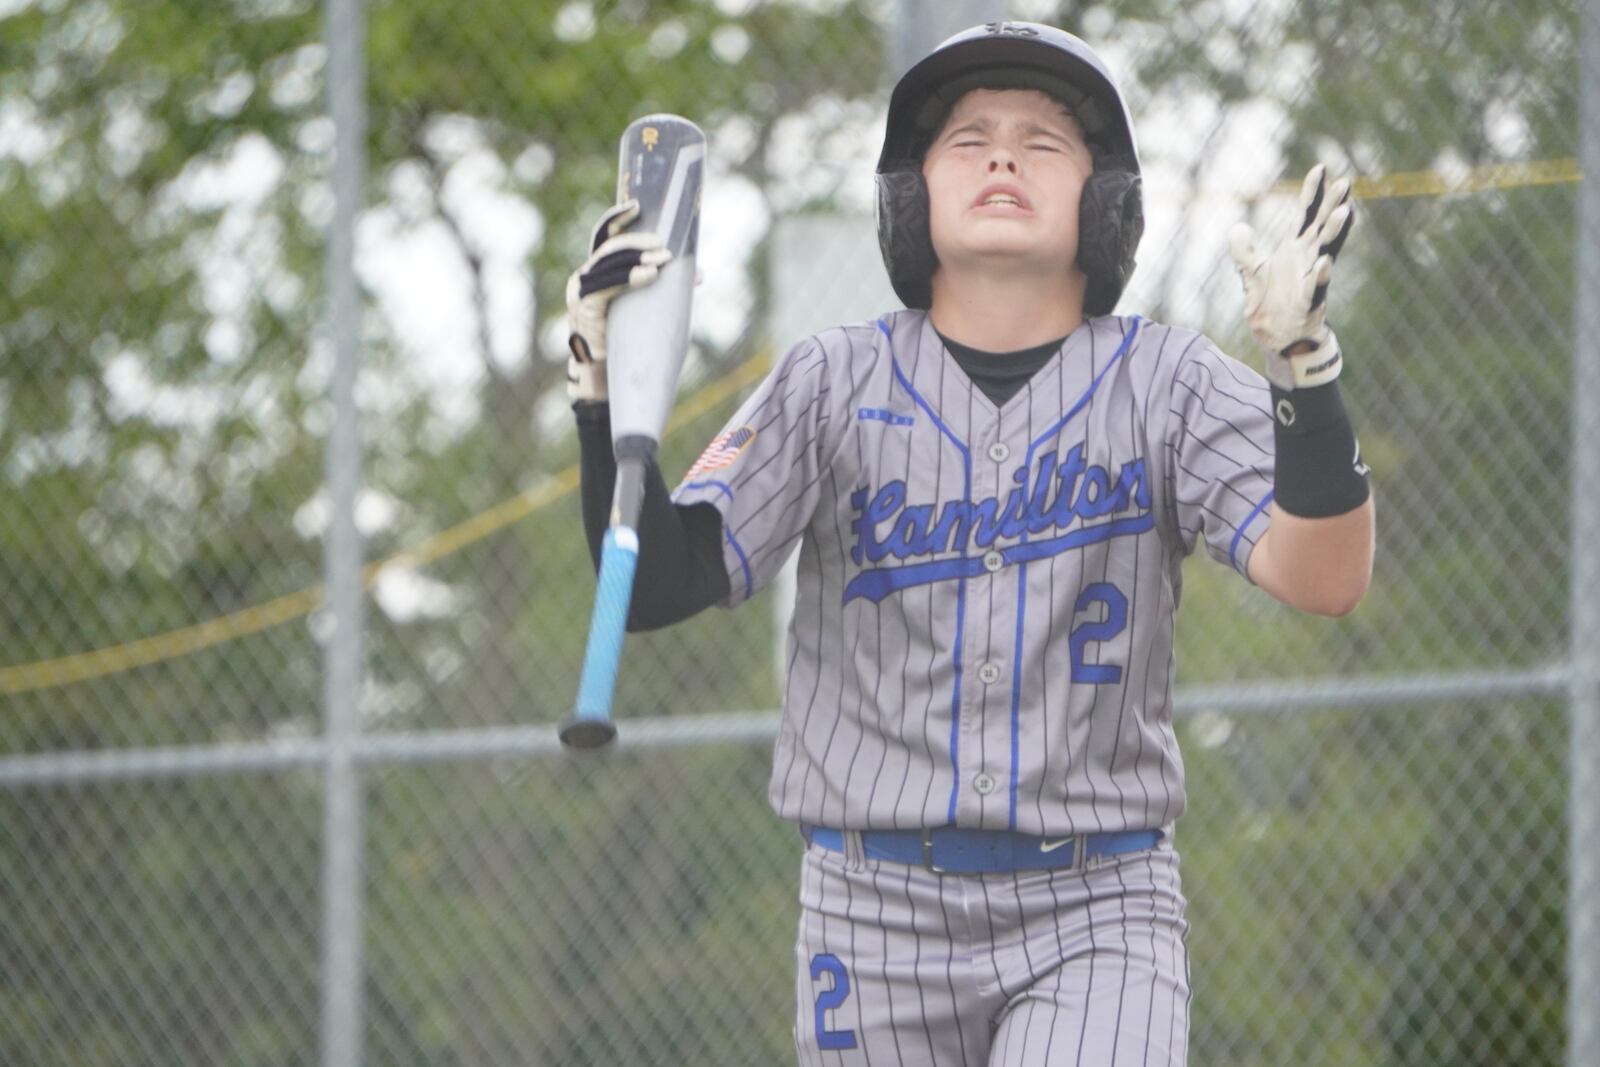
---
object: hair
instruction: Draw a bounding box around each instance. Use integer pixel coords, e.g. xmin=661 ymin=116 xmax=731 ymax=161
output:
xmin=913 ymin=84 xmax=1094 ymax=165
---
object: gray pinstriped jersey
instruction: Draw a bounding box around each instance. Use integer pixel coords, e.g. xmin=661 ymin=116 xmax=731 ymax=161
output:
xmin=673 ymin=310 xmax=1276 ymax=836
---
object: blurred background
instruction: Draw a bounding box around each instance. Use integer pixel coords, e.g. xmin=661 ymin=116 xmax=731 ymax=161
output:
xmin=0 ymin=0 xmax=1592 ymax=1064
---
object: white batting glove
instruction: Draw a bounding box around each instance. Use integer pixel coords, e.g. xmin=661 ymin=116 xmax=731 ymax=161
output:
xmin=566 ymin=198 xmax=672 ymax=403
xmin=1229 ymin=164 xmax=1355 ymax=391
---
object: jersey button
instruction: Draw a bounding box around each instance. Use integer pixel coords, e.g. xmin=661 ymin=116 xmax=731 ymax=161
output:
xmin=978 ymin=662 xmax=1001 ymax=684
xmin=982 ymin=549 xmax=1004 ymax=572
xmin=973 ymin=772 xmax=997 ymax=795
xmin=988 ymin=442 xmax=1010 ymax=462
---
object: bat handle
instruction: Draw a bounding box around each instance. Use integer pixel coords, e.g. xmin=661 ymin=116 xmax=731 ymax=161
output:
xmin=560 ymin=526 xmax=640 ymax=749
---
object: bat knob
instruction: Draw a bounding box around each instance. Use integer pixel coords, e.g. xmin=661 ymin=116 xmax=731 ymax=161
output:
xmin=559 ymin=715 xmax=618 ymax=750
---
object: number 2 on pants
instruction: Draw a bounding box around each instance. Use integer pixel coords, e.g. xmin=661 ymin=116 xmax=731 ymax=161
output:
xmin=1070 ymin=582 xmax=1128 ymax=684
xmin=809 ymin=953 xmax=857 ymax=1051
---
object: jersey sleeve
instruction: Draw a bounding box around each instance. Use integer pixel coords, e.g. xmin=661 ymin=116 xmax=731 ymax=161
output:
xmin=1165 ymin=339 xmax=1277 ymax=578
xmin=671 ymin=335 xmax=838 ymax=607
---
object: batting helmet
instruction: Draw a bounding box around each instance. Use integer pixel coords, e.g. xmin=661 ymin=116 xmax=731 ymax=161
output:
xmin=876 ymin=21 xmax=1144 ymax=316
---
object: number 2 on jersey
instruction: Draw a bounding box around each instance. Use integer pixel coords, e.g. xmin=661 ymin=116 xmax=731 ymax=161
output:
xmin=1070 ymin=582 xmax=1128 ymax=684
xmin=809 ymin=953 xmax=858 ymax=1051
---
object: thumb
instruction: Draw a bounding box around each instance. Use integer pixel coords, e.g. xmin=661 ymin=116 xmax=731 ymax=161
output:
xmin=1228 ymin=222 xmax=1263 ymax=275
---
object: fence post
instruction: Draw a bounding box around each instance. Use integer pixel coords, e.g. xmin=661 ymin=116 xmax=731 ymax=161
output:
xmin=1570 ymin=0 xmax=1600 ymax=1064
xmin=321 ymin=0 xmax=368 ymax=1064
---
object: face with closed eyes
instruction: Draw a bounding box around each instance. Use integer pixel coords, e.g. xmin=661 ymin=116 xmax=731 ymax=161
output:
xmin=920 ymin=87 xmax=1094 ymax=281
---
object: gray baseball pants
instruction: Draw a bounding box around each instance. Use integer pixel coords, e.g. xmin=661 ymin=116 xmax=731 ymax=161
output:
xmin=793 ymin=838 xmax=1190 ymax=1065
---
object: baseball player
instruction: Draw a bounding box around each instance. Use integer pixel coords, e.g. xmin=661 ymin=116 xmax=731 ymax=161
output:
xmin=566 ymin=21 xmax=1373 ymax=1066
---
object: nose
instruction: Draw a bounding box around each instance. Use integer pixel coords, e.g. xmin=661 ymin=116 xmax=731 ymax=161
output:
xmin=986 ymin=145 xmax=1019 ymax=174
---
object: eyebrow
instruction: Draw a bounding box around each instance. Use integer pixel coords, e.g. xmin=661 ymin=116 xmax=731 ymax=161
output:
xmin=940 ymin=116 xmax=1075 ymax=143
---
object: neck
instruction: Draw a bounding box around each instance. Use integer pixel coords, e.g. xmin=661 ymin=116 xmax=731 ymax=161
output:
xmin=927 ymin=264 xmax=1088 ymax=353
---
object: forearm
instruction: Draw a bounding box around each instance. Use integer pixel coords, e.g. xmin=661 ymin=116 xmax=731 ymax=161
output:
xmin=1248 ymin=498 xmax=1374 ymax=616
xmin=575 ymin=402 xmax=731 ymax=630
xmin=1246 ymin=379 xmax=1374 ymax=615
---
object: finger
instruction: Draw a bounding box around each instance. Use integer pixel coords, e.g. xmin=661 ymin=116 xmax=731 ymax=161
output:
xmin=576 ymin=235 xmax=659 ymax=283
xmin=588 ymin=230 xmax=664 ymax=264
xmin=1309 ymin=253 xmax=1334 ymax=311
xmin=1297 ymin=164 xmax=1327 ymax=237
xmin=578 ymin=256 xmax=643 ymax=298
xmin=626 ymin=262 xmax=661 ymax=288
xmin=1228 ymin=222 xmax=1264 ymax=274
xmin=577 ymin=246 xmax=674 ymax=298
xmin=1318 ymin=202 xmax=1354 ymax=261
xmin=1328 ymin=176 xmax=1352 ymax=211
xmin=589 ymin=198 xmax=642 ymax=251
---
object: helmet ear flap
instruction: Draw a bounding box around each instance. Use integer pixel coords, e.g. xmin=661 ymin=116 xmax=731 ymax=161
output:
xmin=876 ymin=168 xmax=938 ymax=310
xmin=1078 ymin=167 xmax=1143 ymax=316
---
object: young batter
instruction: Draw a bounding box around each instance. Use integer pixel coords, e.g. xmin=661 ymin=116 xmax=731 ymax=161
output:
xmin=566 ymin=21 xmax=1373 ymax=1066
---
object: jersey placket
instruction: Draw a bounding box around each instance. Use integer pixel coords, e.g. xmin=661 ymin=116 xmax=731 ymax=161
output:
xmin=955 ymin=412 xmax=1026 ymax=830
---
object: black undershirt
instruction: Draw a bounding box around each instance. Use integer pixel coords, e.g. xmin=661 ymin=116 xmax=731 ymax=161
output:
xmin=573 ymin=334 xmax=1065 ymax=629
xmin=938 ymin=332 xmax=1066 ymax=406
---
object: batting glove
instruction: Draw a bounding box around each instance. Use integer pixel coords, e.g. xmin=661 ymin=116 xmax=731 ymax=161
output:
xmin=1229 ymin=164 xmax=1355 ymax=391
xmin=566 ymin=198 xmax=672 ymax=403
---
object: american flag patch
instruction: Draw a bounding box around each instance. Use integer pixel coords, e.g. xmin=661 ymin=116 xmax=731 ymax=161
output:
xmin=686 ymin=425 xmax=756 ymax=478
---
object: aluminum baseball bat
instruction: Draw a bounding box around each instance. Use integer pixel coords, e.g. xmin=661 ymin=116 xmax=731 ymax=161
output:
xmin=560 ymin=115 xmax=704 ymax=750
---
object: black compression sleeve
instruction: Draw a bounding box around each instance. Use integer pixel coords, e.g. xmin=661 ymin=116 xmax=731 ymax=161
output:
xmin=574 ymin=402 xmax=731 ymax=630
xmin=1269 ymin=381 xmax=1372 ymax=518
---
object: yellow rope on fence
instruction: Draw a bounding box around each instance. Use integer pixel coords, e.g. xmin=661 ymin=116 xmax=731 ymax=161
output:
xmin=0 ymin=352 xmax=773 ymax=696
xmin=1269 ymin=157 xmax=1580 ymax=201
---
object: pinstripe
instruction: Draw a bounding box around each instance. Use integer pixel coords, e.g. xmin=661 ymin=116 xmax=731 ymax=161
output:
xmin=775 ymin=476 xmax=830 ymax=808
xmin=873 ymin=386 xmax=920 ymax=824
xmin=1081 ymin=323 xmax=1113 ymax=835
xmin=1109 ymin=390 xmax=1149 ymax=830
xmin=977 ymin=876 xmax=1013 ymax=1002
xmin=842 ymin=399 xmax=898 ymax=825
xmin=796 ymin=852 xmax=818 ymax=1066
xmin=839 ymin=851 xmax=860 ymax=1066
xmin=1145 ymin=857 xmax=1171 ymax=1067
xmin=1107 ymin=857 xmax=1136 ymax=1065
xmin=901 ymin=863 xmax=939 ymax=1065
xmin=799 ymin=344 xmax=869 ymax=823
xmin=1072 ymin=862 xmax=1104 ymax=1067
xmin=1037 ymin=343 xmax=1065 ymax=833
xmin=935 ymin=867 xmax=970 ymax=1060
xmin=1173 ymin=455 xmax=1268 ymax=505
xmin=870 ymin=865 xmax=908 ymax=1067
xmin=912 ymin=348 xmax=952 ymax=824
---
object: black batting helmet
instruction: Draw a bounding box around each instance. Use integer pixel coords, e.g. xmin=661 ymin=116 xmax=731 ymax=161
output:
xmin=876 ymin=21 xmax=1144 ymax=315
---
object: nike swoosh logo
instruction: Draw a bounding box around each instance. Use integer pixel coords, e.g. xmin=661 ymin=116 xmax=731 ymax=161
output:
xmin=1039 ymin=838 xmax=1074 ymax=854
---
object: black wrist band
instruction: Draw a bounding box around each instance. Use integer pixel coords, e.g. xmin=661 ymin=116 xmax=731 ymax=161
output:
xmin=1271 ymin=382 xmax=1371 ymax=518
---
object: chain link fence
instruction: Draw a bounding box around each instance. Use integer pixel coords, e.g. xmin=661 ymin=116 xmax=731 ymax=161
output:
xmin=0 ymin=0 xmax=1592 ymax=1064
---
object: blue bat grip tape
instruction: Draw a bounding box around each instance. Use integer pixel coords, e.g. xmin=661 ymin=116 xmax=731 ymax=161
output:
xmin=573 ymin=527 xmax=640 ymax=722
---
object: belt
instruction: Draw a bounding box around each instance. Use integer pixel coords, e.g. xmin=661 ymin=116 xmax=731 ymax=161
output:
xmin=801 ymin=824 xmax=1161 ymax=875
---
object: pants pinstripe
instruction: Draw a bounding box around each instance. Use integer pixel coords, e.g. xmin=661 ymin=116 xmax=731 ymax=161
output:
xmin=793 ymin=839 xmax=1190 ymax=1066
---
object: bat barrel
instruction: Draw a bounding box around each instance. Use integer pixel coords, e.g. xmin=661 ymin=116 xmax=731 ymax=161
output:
xmin=607 ymin=115 xmax=704 ymax=445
